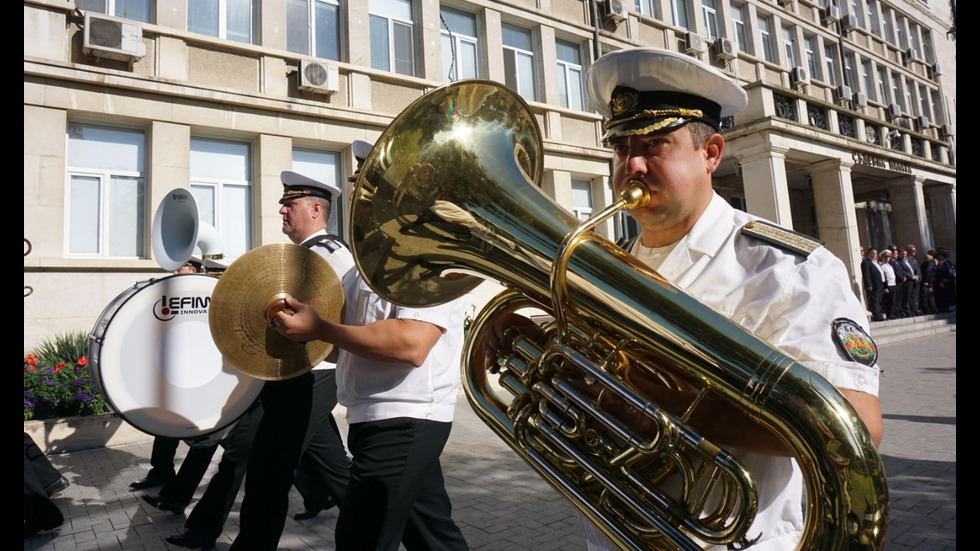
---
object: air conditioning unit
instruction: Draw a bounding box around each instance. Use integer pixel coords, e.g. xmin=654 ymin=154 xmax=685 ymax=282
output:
xmin=834 ymin=85 xmax=852 ymax=104
xmin=603 ymin=0 xmax=629 ymax=22
xmin=886 ymin=103 xmax=902 ymax=119
xmin=790 ymin=66 xmax=810 ymax=88
xmin=929 ymin=63 xmax=942 ymax=78
xmin=902 ymin=48 xmax=917 ymax=65
xmin=685 ymin=32 xmax=707 ymax=55
xmin=821 ymin=5 xmax=842 ymax=25
xmin=852 ymin=92 xmax=868 ymax=108
xmin=776 ymin=0 xmax=796 ymax=7
xmin=916 ymin=115 xmax=930 ymax=129
xmin=710 ymin=38 xmax=736 ymax=61
xmin=298 ymin=60 xmax=340 ymax=94
xmin=939 ymin=124 xmax=953 ymax=138
xmin=83 ymin=12 xmax=146 ymax=62
xmin=841 ymin=14 xmax=859 ymax=31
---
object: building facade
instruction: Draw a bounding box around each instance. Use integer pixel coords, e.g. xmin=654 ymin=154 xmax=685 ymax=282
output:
xmin=24 ymin=0 xmax=955 ymax=353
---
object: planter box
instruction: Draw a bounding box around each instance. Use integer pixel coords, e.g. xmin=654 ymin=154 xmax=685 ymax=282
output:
xmin=24 ymin=413 xmax=152 ymax=455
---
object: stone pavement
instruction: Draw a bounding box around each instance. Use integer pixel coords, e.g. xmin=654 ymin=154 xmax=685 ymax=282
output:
xmin=26 ymin=332 xmax=955 ymax=550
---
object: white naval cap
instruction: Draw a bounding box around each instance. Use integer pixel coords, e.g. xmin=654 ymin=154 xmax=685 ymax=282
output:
xmin=585 ymin=47 xmax=748 ymax=142
xmin=279 ymin=171 xmax=342 ymax=204
xmin=352 ymin=139 xmax=374 ymax=163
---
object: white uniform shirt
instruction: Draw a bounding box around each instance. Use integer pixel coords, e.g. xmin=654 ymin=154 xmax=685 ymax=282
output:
xmin=585 ymin=192 xmax=880 ymax=551
xmin=336 ymin=270 xmax=466 ymax=424
xmin=880 ymin=260 xmax=896 ymax=286
xmin=301 ymin=229 xmax=356 ymax=372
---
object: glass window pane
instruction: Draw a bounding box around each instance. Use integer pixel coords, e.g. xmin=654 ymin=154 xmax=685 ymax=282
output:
xmin=370 ymin=15 xmax=390 ymax=70
xmin=315 ymin=1 xmax=340 ymax=60
xmin=372 ymin=0 xmax=412 ymax=20
xmin=393 ymin=21 xmax=414 ymax=75
xmin=287 ymin=0 xmax=311 ymax=54
xmin=556 ymin=41 xmax=580 ymax=64
xmin=107 ymin=175 xmax=144 ymax=257
xmin=188 ymin=0 xmax=219 ymax=37
xmin=67 ymin=124 xmax=145 ymax=172
xmin=568 ymin=67 xmax=583 ymax=110
xmin=458 ymin=40 xmax=478 ymax=78
xmin=116 ymin=0 xmax=152 ymax=22
xmin=558 ymin=69 xmax=569 ymax=109
xmin=440 ymin=7 xmax=476 ymax=35
xmin=441 ymin=35 xmax=454 ymax=80
xmin=221 ymin=185 xmax=251 ymax=258
xmin=226 ymin=0 xmax=253 ymax=43
xmin=190 ymin=184 xmax=217 ymax=226
xmin=190 ymin=138 xmax=250 ymax=181
xmin=502 ymin=26 xmax=531 ymax=50
xmin=76 ymin=0 xmax=108 ymax=13
xmin=516 ymin=51 xmax=535 ymax=100
xmin=69 ymin=175 xmax=101 ymax=254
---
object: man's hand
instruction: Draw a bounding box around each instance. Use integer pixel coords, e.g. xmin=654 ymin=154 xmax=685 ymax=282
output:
xmin=271 ymin=295 xmax=325 ymax=343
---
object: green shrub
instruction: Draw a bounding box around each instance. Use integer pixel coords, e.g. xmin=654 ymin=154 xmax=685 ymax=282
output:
xmin=24 ymin=331 xmax=107 ymax=421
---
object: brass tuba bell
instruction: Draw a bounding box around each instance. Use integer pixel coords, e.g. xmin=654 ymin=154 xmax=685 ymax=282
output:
xmin=349 ymin=80 xmax=888 ymax=551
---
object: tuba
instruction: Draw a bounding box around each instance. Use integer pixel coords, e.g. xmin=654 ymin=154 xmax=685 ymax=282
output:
xmin=349 ymin=80 xmax=887 ymax=551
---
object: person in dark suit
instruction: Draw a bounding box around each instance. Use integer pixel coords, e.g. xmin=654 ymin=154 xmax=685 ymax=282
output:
xmin=897 ymin=250 xmax=919 ymax=317
xmin=861 ymin=248 xmax=885 ymax=321
xmin=905 ymin=244 xmax=922 ymax=315
xmin=919 ymin=250 xmax=938 ymax=314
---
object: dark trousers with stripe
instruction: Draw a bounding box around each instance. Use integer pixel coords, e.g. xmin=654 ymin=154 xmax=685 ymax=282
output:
xmin=336 ymin=418 xmax=469 ymax=551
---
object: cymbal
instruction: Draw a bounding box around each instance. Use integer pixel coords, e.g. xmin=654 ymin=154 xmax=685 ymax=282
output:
xmin=209 ymin=243 xmax=345 ymax=381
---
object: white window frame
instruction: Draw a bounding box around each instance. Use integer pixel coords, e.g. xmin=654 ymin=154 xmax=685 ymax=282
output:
xmin=370 ymin=0 xmax=416 ymax=76
xmin=861 ymin=59 xmax=874 ymax=99
xmin=731 ymin=3 xmax=747 ymax=53
xmin=502 ymin=24 xmax=537 ymax=102
xmin=187 ymin=0 xmax=257 ymax=44
xmin=804 ymin=34 xmax=817 ymax=78
xmin=670 ymin=0 xmax=690 ymax=29
xmin=866 ymin=0 xmax=880 ymax=36
xmin=824 ymin=44 xmax=838 ymax=86
xmin=882 ymin=8 xmax=895 ymax=45
xmin=64 ymin=123 xmax=146 ymax=260
xmin=781 ymin=25 xmax=796 ymax=69
xmin=556 ymin=39 xmax=585 ymax=111
xmin=76 ymin=0 xmax=154 ymax=22
xmin=440 ymin=6 xmax=480 ymax=82
xmin=634 ymin=0 xmax=654 ymax=17
xmin=758 ymin=15 xmax=774 ymax=63
xmin=571 ymin=179 xmax=595 ymax=221
xmin=877 ymin=67 xmax=888 ymax=103
xmin=189 ymin=137 xmax=253 ymax=259
xmin=702 ymin=0 xmax=719 ymax=41
xmin=287 ymin=0 xmax=343 ymax=61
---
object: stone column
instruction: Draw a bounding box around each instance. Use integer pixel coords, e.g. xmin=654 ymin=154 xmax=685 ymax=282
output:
xmin=257 ymin=135 xmax=293 ymax=245
xmin=886 ymin=174 xmax=930 ymax=254
xmin=810 ymin=158 xmax=864 ymax=300
xmin=736 ymin=146 xmax=794 ymax=227
xmin=925 ymin=183 xmax=956 ymax=253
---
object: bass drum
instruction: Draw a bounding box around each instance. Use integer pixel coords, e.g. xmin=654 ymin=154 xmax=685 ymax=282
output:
xmin=88 ymin=274 xmax=264 ymax=441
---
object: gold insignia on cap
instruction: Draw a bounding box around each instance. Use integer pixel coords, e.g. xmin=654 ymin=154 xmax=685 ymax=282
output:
xmin=603 ymin=108 xmax=704 ymax=131
xmin=610 ymin=90 xmax=639 ymax=116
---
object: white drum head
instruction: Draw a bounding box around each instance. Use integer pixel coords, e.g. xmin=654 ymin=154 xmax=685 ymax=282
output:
xmin=90 ymin=274 xmax=264 ymax=439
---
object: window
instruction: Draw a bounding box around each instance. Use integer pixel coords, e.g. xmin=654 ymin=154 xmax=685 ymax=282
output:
xmin=804 ymin=35 xmax=817 ymax=78
xmin=910 ymin=23 xmax=922 ymax=56
xmin=758 ymin=16 xmax=774 ymax=63
xmin=918 ymin=84 xmax=930 ymax=119
xmin=843 ymin=51 xmax=855 ymax=89
xmin=634 ymin=0 xmax=654 ymax=17
xmin=556 ymin=40 xmax=584 ymax=111
xmin=921 ymin=29 xmax=934 ymax=63
xmin=571 ymin=179 xmax=594 ymax=221
xmin=670 ymin=0 xmax=690 ymax=29
xmin=187 ymin=0 xmax=257 ymax=44
xmin=781 ymin=26 xmax=796 ymax=68
xmin=866 ymin=0 xmax=880 ymax=35
xmin=370 ymin=0 xmax=416 ymax=76
xmin=823 ymin=44 xmax=838 ymax=86
xmin=292 ymin=148 xmax=344 ymax=236
xmin=877 ymin=67 xmax=888 ymax=103
xmin=502 ymin=24 xmax=536 ymax=102
xmin=731 ymin=4 xmax=747 ymax=52
xmin=287 ymin=0 xmax=341 ymax=61
xmin=76 ymin=0 xmax=153 ymax=22
xmin=882 ymin=8 xmax=895 ymax=44
xmin=862 ymin=59 xmax=874 ymax=98
xmin=66 ymin=123 xmax=146 ymax=258
xmin=189 ymin=138 xmax=252 ymax=259
xmin=440 ymin=7 xmax=479 ymax=82
xmin=848 ymin=0 xmax=864 ymax=28
xmin=896 ymin=15 xmax=907 ymax=49
xmin=890 ymin=73 xmax=902 ymax=109
xmin=702 ymin=0 xmax=719 ymax=40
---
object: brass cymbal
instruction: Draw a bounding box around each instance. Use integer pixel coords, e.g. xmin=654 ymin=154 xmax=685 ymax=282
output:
xmin=209 ymin=243 xmax=345 ymax=381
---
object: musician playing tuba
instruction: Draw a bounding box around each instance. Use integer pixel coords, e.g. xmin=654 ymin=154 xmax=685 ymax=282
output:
xmin=483 ymin=47 xmax=883 ymax=551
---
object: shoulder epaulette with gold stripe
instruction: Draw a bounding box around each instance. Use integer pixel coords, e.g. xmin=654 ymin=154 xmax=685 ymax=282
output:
xmin=740 ymin=220 xmax=823 ymax=258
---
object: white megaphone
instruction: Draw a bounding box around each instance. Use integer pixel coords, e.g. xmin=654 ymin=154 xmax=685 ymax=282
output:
xmin=152 ymin=188 xmax=225 ymax=272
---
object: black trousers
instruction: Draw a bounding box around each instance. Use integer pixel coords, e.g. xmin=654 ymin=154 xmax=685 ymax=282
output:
xmin=231 ymin=372 xmax=314 ymax=551
xmin=336 ymin=418 xmax=468 ymax=551
xmin=147 ymin=437 xmax=180 ymax=480
xmin=293 ymin=369 xmax=351 ymax=511
xmin=159 ymin=442 xmax=218 ymax=506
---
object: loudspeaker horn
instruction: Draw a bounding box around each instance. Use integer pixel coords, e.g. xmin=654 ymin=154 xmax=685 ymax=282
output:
xmin=152 ymin=188 xmax=200 ymax=272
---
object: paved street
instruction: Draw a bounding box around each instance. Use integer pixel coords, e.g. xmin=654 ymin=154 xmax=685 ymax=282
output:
xmin=26 ymin=332 xmax=955 ymax=550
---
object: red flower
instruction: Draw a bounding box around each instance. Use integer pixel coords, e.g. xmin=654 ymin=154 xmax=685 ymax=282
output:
xmin=76 ymin=356 xmax=88 ymax=367
xmin=25 ymin=354 xmax=38 ymax=367
xmin=54 ymin=361 xmax=68 ymax=373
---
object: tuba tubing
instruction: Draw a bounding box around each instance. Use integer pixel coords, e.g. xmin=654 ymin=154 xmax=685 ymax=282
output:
xmin=349 ymin=80 xmax=887 ymax=551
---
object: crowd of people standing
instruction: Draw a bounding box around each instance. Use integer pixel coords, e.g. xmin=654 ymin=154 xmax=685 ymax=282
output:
xmin=861 ymin=243 xmax=956 ymax=322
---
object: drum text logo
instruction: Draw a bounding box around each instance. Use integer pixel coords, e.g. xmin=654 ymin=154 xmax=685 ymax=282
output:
xmin=154 ymin=294 xmax=211 ymax=321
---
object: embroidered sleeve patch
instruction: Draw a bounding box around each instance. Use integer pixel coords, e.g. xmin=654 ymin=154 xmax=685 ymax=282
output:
xmin=831 ymin=318 xmax=878 ymax=366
